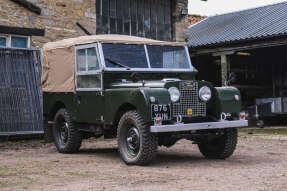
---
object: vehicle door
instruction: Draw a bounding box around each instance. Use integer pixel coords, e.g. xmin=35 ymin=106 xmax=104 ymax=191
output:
xmin=74 ymin=43 xmax=103 ymax=123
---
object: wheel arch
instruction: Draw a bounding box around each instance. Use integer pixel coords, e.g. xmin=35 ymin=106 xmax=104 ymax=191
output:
xmin=49 ymin=101 xmax=66 ymax=120
xmin=113 ymin=103 xmax=137 ymax=127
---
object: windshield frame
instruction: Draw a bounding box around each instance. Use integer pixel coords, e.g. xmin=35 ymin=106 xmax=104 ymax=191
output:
xmin=99 ymin=43 xmax=194 ymax=72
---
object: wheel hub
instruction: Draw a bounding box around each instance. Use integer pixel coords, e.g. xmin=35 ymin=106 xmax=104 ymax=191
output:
xmin=126 ymin=127 xmax=140 ymax=156
xmin=60 ymin=122 xmax=69 ymax=143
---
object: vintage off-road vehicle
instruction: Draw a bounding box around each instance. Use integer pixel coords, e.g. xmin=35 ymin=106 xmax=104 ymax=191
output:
xmin=42 ymin=35 xmax=248 ymax=165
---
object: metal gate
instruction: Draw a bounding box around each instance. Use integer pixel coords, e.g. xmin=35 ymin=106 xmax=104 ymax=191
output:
xmin=0 ymin=47 xmax=43 ymax=135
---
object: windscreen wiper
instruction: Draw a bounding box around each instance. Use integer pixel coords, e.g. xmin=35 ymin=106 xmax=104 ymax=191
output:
xmin=105 ymin=58 xmax=131 ymax=70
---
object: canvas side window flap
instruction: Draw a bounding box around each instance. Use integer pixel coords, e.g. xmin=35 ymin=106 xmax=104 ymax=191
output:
xmin=76 ymin=46 xmax=101 ymax=90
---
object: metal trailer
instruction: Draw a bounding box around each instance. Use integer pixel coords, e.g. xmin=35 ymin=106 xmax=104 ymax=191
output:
xmin=0 ymin=47 xmax=43 ymax=136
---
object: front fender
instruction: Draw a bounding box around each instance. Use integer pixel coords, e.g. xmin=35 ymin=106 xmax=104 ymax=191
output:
xmin=104 ymin=88 xmax=170 ymax=125
xmin=208 ymin=87 xmax=242 ymax=119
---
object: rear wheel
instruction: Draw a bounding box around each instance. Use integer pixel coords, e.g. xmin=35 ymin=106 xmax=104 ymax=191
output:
xmin=117 ymin=110 xmax=158 ymax=165
xmin=53 ymin=108 xmax=82 ymax=153
xmin=198 ymin=128 xmax=238 ymax=159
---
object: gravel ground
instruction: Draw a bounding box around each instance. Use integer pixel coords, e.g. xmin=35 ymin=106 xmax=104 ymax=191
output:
xmin=0 ymin=132 xmax=286 ymax=191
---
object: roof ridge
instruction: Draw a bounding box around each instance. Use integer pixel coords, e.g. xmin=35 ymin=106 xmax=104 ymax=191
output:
xmin=188 ymin=1 xmax=287 ymax=48
xmin=208 ymin=1 xmax=287 ymax=18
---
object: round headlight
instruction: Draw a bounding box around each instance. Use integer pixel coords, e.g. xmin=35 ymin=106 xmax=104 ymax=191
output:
xmin=199 ymin=86 xmax=212 ymax=102
xmin=168 ymin=87 xmax=180 ymax=102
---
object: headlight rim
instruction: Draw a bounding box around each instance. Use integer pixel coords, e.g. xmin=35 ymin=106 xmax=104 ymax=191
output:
xmin=168 ymin=87 xmax=180 ymax=103
xmin=199 ymin=86 xmax=212 ymax=102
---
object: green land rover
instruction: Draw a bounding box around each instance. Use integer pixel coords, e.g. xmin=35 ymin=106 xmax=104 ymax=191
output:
xmin=42 ymin=35 xmax=248 ymax=165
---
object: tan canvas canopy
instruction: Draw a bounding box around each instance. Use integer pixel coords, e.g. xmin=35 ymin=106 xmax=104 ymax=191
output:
xmin=41 ymin=35 xmax=187 ymax=92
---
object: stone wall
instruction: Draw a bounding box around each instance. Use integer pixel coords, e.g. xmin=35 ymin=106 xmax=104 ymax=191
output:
xmin=0 ymin=0 xmax=189 ymax=47
xmin=172 ymin=0 xmax=189 ymax=42
xmin=0 ymin=0 xmax=97 ymax=47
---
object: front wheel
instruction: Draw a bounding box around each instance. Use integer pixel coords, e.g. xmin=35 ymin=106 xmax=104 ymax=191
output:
xmin=117 ymin=110 xmax=158 ymax=165
xmin=198 ymin=128 xmax=238 ymax=159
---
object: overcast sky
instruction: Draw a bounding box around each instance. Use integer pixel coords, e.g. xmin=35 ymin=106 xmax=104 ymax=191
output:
xmin=189 ymin=0 xmax=287 ymax=16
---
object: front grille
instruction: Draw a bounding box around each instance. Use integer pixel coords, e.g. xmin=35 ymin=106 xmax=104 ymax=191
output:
xmin=173 ymin=81 xmax=206 ymax=117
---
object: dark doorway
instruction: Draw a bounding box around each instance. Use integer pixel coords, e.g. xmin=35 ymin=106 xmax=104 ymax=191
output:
xmin=96 ymin=0 xmax=172 ymax=41
xmin=191 ymin=55 xmax=222 ymax=87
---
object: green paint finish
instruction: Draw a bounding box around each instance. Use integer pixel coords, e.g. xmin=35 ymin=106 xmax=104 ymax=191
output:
xmin=43 ymin=75 xmax=242 ymax=125
xmin=43 ymin=92 xmax=77 ymax=120
xmin=75 ymin=91 xmax=103 ymax=123
xmin=104 ymin=87 xmax=171 ymax=124
xmin=42 ymin=43 xmax=243 ymax=131
xmin=208 ymin=87 xmax=242 ymax=118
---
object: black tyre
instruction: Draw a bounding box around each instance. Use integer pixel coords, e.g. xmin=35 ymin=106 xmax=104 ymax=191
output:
xmin=117 ymin=110 xmax=158 ymax=165
xmin=53 ymin=108 xmax=82 ymax=153
xmin=198 ymin=128 xmax=238 ymax=159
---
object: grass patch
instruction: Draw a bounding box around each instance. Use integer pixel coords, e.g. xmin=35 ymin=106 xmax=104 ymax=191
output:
xmin=0 ymin=181 xmax=22 ymax=188
xmin=0 ymin=176 xmax=39 ymax=188
xmin=66 ymin=171 xmax=90 ymax=177
xmin=239 ymin=128 xmax=287 ymax=135
xmin=0 ymin=167 xmax=9 ymax=172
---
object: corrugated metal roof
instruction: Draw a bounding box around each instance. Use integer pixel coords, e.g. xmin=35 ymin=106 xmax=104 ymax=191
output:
xmin=188 ymin=1 xmax=287 ymax=48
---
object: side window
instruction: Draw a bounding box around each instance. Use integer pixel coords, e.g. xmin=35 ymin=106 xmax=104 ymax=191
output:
xmin=0 ymin=37 xmax=6 ymax=47
xmin=76 ymin=47 xmax=100 ymax=72
xmin=76 ymin=49 xmax=86 ymax=71
xmin=11 ymin=36 xmax=28 ymax=48
xmin=87 ymin=48 xmax=99 ymax=71
xmin=76 ymin=46 xmax=101 ymax=90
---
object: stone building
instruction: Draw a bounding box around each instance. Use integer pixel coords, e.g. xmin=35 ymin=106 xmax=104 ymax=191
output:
xmin=0 ymin=0 xmax=189 ymax=48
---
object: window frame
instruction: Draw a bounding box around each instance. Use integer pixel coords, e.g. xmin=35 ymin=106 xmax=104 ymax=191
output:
xmin=100 ymin=43 xmax=194 ymax=72
xmin=0 ymin=34 xmax=30 ymax=48
xmin=75 ymin=43 xmax=103 ymax=92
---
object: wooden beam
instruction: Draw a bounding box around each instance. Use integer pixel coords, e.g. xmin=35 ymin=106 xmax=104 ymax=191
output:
xmin=212 ymin=51 xmax=234 ymax=57
xmin=221 ymin=54 xmax=230 ymax=86
xmin=0 ymin=25 xmax=45 ymax=36
xmin=9 ymin=0 xmax=41 ymax=15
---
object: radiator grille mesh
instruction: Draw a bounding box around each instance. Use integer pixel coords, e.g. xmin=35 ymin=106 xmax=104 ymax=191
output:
xmin=172 ymin=81 xmax=206 ymax=117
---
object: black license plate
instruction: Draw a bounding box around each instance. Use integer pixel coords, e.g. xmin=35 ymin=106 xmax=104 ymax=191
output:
xmin=151 ymin=104 xmax=171 ymax=120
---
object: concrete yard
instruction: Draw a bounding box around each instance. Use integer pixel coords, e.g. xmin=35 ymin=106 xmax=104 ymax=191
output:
xmin=0 ymin=129 xmax=286 ymax=191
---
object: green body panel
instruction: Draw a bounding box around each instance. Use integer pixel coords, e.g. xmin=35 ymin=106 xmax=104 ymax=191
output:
xmin=208 ymin=87 xmax=242 ymax=119
xmin=43 ymin=70 xmax=242 ymax=126
xmin=75 ymin=91 xmax=103 ymax=123
xmin=103 ymin=88 xmax=170 ymax=125
xmin=43 ymin=92 xmax=77 ymax=120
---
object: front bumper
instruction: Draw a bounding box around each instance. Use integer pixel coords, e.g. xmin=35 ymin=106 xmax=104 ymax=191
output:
xmin=150 ymin=120 xmax=248 ymax=133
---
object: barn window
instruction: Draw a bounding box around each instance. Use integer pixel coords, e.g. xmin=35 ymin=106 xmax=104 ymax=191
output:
xmin=0 ymin=36 xmax=7 ymax=46
xmin=11 ymin=36 xmax=28 ymax=48
xmin=96 ymin=0 xmax=172 ymax=41
xmin=0 ymin=35 xmax=30 ymax=48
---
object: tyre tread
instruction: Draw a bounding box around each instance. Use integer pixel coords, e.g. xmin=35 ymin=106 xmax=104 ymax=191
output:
xmin=117 ymin=110 xmax=157 ymax=165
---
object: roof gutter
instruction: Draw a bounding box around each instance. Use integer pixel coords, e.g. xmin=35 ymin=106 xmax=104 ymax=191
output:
xmin=189 ymin=35 xmax=287 ymax=56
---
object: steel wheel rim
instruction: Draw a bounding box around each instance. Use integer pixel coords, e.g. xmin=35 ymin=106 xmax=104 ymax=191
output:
xmin=57 ymin=116 xmax=69 ymax=145
xmin=126 ymin=126 xmax=140 ymax=156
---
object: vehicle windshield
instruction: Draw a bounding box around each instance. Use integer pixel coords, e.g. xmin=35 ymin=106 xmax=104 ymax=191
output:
xmin=102 ymin=44 xmax=148 ymax=68
xmin=102 ymin=43 xmax=192 ymax=70
xmin=147 ymin=45 xmax=190 ymax=69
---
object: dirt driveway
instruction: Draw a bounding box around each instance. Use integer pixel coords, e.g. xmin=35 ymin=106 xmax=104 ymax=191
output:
xmin=0 ymin=131 xmax=286 ymax=191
